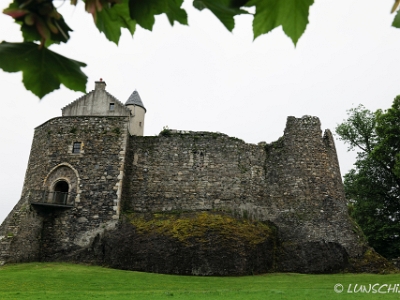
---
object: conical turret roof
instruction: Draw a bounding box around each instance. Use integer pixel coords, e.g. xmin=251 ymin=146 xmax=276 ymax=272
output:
xmin=125 ymin=90 xmax=146 ymax=112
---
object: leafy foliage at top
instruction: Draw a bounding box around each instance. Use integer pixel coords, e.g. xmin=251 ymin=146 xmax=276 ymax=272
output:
xmin=249 ymin=0 xmax=314 ymax=45
xmin=1 ymin=0 xmax=400 ymax=98
xmin=0 ymin=41 xmax=87 ymax=98
xmin=336 ymin=98 xmax=400 ymax=259
xmin=3 ymin=0 xmax=72 ymax=47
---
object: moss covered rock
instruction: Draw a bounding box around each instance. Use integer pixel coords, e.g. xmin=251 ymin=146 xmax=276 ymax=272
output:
xmin=100 ymin=211 xmax=278 ymax=275
xmin=347 ymin=248 xmax=397 ymax=273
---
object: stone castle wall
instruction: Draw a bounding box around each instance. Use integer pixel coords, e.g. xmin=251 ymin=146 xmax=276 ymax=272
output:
xmin=123 ymin=116 xmax=363 ymax=261
xmin=123 ymin=132 xmax=265 ymax=213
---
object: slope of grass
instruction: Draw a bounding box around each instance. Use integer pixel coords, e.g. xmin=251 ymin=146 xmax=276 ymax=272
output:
xmin=0 ymin=263 xmax=399 ymax=299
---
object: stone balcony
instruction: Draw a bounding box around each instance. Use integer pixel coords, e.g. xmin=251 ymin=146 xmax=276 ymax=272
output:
xmin=29 ymin=190 xmax=75 ymax=208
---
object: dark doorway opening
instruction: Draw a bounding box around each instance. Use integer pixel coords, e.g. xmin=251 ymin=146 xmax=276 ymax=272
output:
xmin=53 ymin=181 xmax=69 ymax=204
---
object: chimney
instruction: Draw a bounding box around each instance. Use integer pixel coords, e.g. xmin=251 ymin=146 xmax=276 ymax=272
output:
xmin=95 ymin=78 xmax=106 ymax=90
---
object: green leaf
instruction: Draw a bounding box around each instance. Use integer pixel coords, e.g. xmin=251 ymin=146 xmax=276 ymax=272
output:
xmin=193 ymin=0 xmax=206 ymax=11
xmin=20 ymin=23 xmax=42 ymax=43
xmin=0 ymin=42 xmax=87 ymax=99
xmin=392 ymin=10 xmax=400 ymax=28
xmin=128 ymin=0 xmax=165 ymax=30
xmin=166 ymin=0 xmax=188 ymax=26
xmin=96 ymin=0 xmax=136 ymax=44
xmin=193 ymin=0 xmax=249 ymax=31
xmin=128 ymin=0 xmax=187 ymax=30
xmin=249 ymin=0 xmax=314 ymax=45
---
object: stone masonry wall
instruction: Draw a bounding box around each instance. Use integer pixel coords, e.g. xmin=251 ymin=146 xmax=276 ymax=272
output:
xmin=0 ymin=116 xmax=129 ymax=262
xmin=122 ymin=116 xmax=365 ymax=261
xmin=123 ymin=132 xmax=265 ymax=213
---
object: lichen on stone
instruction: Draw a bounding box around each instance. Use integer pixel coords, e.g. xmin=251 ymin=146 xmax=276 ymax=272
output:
xmin=127 ymin=211 xmax=275 ymax=247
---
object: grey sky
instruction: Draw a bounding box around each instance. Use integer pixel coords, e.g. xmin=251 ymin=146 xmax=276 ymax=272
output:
xmin=0 ymin=0 xmax=399 ymax=222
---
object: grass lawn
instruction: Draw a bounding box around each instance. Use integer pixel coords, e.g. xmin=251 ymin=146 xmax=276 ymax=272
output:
xmin=0 ymin=263 xmax=399 ymax=299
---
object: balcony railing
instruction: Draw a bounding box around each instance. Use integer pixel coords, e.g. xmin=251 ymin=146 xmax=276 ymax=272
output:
xmin=29 ymin=190 xmax=75 ymax=208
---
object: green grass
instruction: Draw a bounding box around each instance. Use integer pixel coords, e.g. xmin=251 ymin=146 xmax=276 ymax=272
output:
xmin=0 ymin=263 xmax=399 ymax=299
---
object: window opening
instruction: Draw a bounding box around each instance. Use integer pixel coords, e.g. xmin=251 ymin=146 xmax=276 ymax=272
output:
xmin=72 ymin=142 xmax=81 ymax=153
xmin=109 ymin=103 xmax=115 ymax=111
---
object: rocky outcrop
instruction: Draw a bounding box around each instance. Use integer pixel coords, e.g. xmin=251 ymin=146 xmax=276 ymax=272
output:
xmin=101 ymin=223 xmax=275 ymax=275
xmin=81 ymin=212 xmax=278 ymax=276
xmin=278 ymin=241 xmax=349 ymax=273
xmin=23 ymin=211 xmax=389 ymax=275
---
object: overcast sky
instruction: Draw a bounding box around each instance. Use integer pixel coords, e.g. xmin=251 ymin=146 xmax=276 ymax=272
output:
xmin=0 ymin=0 xmax=399 ymax=223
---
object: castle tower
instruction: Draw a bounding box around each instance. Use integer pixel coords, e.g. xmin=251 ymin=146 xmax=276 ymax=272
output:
xmin=0 ymin=80 xmax=135 ymax=263
xmin=125 ymin=90 xmax=146 ymax=136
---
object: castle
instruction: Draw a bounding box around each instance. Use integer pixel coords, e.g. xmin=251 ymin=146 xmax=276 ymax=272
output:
xmin=0 ymin=80 xmax=382 ymax=274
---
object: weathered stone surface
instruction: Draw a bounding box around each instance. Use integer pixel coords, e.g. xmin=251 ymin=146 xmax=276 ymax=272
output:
xmin=278 ymin=241 xmax=349 ymax=273
xmin=0 ymin=199 xmax=42 ymax=264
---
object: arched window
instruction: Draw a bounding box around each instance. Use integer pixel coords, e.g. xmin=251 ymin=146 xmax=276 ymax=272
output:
xmin=53 ymin=180 xmax=69 ymax=204
xmin=41 ymin=163 xmax=80 ymax=207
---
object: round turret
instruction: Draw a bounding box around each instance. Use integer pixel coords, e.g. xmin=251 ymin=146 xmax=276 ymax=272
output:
xmin=125 ymin=90 xmax=146 ymax=136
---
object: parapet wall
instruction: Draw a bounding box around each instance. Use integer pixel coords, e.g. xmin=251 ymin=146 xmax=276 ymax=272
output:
xmin=123 ymin=132 xmax=265 ymax=213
